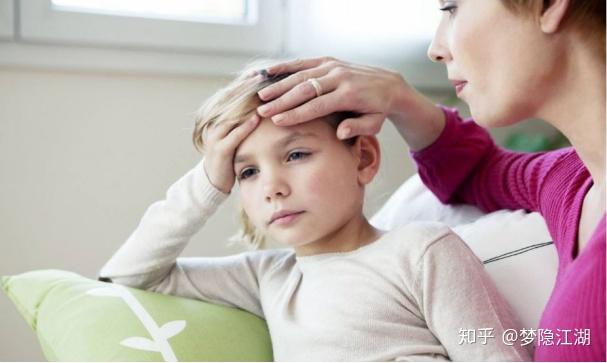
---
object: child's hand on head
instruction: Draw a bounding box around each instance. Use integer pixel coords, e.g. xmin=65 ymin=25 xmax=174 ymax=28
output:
xmin=203 ymin=114 xmax=260 ymax=194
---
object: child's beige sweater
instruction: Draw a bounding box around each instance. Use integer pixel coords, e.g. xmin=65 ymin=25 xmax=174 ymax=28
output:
xmin=99 ymin=161 xmax=530 ymax=361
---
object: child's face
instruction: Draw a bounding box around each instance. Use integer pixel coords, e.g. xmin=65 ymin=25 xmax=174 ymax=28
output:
xmin=234 ymin=118 xmax=365 ymax=248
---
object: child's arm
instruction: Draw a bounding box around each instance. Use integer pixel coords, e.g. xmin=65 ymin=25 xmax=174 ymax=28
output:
xmin=414 ymin=231 xmax=532 ymax=361
xmin=98 ymin=160 xmax=274 ymax=317
xmin=100 ymin=115 xmax=269 ymax=315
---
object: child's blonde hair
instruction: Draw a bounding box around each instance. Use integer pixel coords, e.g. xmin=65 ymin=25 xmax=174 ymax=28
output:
xmin=193 ymin=60 xmax=356 ymax=249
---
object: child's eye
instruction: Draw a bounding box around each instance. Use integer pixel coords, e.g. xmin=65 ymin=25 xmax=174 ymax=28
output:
xmin=238 ymin=167 xmax=258 ymax=180
xmin=287 ymin=151 xmax=310 ymax=162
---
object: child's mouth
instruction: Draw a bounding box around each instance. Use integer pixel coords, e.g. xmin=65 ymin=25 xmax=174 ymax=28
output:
xmin=269 ymin=211 xmax=305 ymax=226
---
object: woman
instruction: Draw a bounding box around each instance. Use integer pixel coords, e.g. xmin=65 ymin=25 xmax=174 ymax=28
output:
xmin=254 ymin=0 xmax=605 ymax=361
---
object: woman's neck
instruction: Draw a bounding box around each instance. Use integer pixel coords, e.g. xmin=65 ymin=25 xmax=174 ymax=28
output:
xmin=539 ymin=41 xmax=605 ymax=193
xmin=294 ymin=213 xmax=383 ymax=257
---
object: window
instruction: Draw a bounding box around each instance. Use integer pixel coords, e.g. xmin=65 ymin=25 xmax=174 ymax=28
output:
xmin=51 ymin=0 xmax=251 ymax=25
xmin=18 ymin=0 xmax=282 ymax=54
xmin=285 ymin=0 xmax=446 ymax=89
xmin=287 ymin=0 xmax=440 ymax=62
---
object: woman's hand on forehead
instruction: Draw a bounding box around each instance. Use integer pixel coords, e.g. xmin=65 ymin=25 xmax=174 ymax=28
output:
xmin=255 ymin=57 xmax=411 ymax=140
xmin=202 ymin=114 xmax=260 ymax=194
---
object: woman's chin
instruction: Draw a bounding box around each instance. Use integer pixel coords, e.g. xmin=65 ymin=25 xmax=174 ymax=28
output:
xmin=474 ymin=112 xmax=521 ymax=128
xmin=469 ymin=100 xmax=524 ymax=128
xmin=469 ymin=106 xmax=497 ymax=128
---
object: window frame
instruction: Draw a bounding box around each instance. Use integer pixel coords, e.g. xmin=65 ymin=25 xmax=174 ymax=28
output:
xmin=0 ymin=0 xmax=14 ymax=40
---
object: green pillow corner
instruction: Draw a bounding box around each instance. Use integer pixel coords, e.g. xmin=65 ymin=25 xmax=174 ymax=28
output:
xmin=1 ymin=269 xmax=273 ymax=362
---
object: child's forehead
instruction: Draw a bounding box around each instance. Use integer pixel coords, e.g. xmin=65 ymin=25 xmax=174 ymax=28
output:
xmin=256 ymin=117 xmax=334 ymax=140
xmin=236 ymin=117 xmax=337 ymax=154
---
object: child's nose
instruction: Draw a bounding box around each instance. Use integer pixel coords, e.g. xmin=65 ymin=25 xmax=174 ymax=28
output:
xmin=263 ymin=173 xmax=290 ymax=202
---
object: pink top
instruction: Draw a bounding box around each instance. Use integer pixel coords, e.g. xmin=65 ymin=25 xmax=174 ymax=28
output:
xmin=411 ymin=106 xmax=605 ymax=361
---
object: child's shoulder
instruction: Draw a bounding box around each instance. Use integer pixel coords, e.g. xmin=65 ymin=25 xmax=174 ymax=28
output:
xmin=379 ymin=221 xmax=460 ymax=261
xmin=383 ymin=221 xmax=453 ymax=244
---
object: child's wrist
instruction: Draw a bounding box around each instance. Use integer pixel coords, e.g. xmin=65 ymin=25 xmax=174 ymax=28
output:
xmin=201 ymin=160 xmax=231 ymax=195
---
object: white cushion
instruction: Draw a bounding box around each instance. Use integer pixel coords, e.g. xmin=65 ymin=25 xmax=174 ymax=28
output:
xmin=371 ymin=174 xmax=557 ymax=331
xmin=371 ymin=175 xmax=486 ymax=228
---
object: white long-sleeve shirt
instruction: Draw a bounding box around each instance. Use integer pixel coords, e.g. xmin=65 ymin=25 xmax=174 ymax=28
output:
xmin=99 ymin=161 xmax=531 ymax=361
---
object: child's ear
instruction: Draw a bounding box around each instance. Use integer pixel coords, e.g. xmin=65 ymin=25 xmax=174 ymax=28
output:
xmin=353 ymin=135 xmax=381 ymax=185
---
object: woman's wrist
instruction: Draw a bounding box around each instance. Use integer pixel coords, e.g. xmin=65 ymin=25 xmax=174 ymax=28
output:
xmin=387 ymin=79 xmax=446 ymax=151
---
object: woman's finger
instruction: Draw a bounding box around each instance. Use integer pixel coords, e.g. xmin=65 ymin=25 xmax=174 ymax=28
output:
xmin=258 ymin=64 xmax=333 ymax=103
xmin=265 ymin=57 xmax=333 ymax=77
xmin=258 ymin=74 xmax=337 ymax=119
xmin=270 ymin=91 xmax=346 ymax=127
xmin=336 ymin=113 xmax=385 ymax=139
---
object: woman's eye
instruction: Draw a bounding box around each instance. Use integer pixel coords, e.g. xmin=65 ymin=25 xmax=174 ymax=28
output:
xmin=238 ymin=168 xmax=258 ymax=180
xmin=287 ymin=151 xmax=310 ymax=162
xmin=439 ymin=3 xmax=457 ymax=15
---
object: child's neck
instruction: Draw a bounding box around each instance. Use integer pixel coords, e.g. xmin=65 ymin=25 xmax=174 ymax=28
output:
xmin=294 ymin=214 xmax=383 ymax=257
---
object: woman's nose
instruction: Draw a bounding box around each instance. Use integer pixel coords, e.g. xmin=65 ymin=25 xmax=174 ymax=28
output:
xmin=263 ymin=173 xmax=290 ymax=202
xmin=427 ymin=42 xmax=445 ymax=62
xmin=427 ymin=20 xmax=451 ymax=63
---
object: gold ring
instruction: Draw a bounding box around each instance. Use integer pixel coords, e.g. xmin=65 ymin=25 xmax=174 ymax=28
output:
xmin=308 ymin=78 xmax=323 ymax=97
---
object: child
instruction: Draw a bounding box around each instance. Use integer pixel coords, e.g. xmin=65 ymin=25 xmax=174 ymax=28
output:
xmin=99 ymin=65 xmax=530 ymax=361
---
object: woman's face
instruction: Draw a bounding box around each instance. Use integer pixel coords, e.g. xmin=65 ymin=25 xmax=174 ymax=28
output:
xmin=234 ymin=118 xmax=364 ymax=247
xmin=428 ymin=0 xmax=563 ymax=126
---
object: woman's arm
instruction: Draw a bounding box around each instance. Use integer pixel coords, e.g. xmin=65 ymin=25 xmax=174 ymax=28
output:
xmin=415 ymin=231 xmax=532 ymax=361
xmin=411 ymin=106 xmax=571 ymax=214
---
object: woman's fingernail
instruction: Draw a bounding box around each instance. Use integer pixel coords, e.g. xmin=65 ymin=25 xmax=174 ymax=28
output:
xmin=272 ymin=114 xmax=285 ymax=124
xmin=258 ymin=104 xmax=270 ymax=115
xmin=338 ymin=127 xmax=351 ymax=139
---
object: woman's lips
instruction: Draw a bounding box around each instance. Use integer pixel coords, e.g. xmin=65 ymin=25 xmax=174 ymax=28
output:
xmin=270 ymin=211 xmax=304 ymax=226
xmin=451 ymin=80 xmax=468 ymax=95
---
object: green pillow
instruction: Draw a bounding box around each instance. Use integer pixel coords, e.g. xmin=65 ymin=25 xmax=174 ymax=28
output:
xmin=1 ymin=270 xmax=273 ymax=361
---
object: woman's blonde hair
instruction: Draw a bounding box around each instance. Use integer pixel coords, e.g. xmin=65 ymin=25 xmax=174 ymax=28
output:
xmin=501 ymin=0 xmax=605 ymax=55
xmin=193 ymin=60 xmax=356 ymax=249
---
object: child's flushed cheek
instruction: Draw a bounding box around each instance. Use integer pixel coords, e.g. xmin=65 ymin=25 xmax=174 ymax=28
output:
xmin=304 ymin=162 xmax=358 ymax=206
xmin=303 ymin=168 xmax=329 ymax=195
